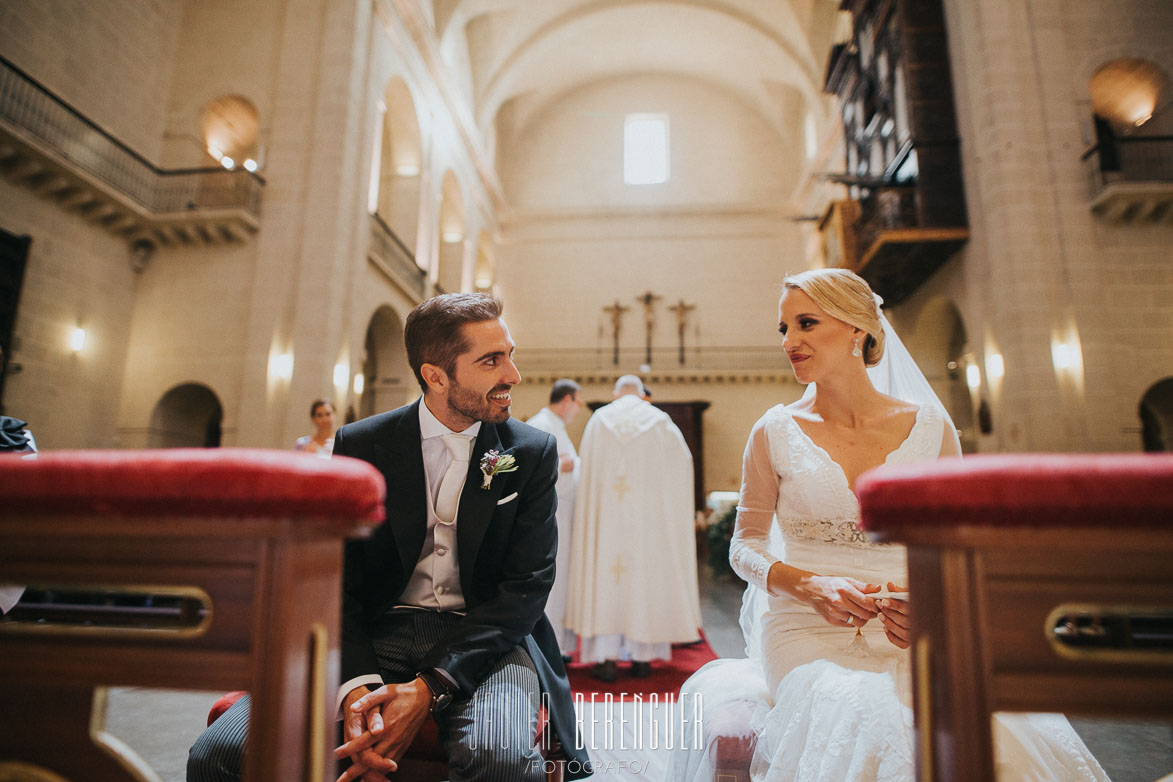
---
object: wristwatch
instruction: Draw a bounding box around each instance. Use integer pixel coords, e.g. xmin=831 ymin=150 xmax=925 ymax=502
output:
xmin=417 ymin=669 xmax=456 ymax=715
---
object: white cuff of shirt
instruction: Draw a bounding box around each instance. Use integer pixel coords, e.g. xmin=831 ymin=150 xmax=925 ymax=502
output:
xmin=336 ymin=674 xmax=385 ymax=720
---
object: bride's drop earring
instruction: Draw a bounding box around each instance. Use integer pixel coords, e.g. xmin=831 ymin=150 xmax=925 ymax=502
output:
xmin=852 ymin=338 xmax=863 ymax=358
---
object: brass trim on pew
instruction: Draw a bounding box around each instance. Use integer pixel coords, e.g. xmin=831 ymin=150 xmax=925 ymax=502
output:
xmin=914 ymin=636 xmax=935 ymax=782
xmin=306 ymin=622 xmax=328 ymax=782
xmin=1045 ymin=603 xmax=1173 ymax=665
xmin=0 ymin=584 xmax=213 ymax=640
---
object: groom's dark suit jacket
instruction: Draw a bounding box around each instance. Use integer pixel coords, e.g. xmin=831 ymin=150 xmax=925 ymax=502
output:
xmin=333 ymin=398 xmax=590 ymax=777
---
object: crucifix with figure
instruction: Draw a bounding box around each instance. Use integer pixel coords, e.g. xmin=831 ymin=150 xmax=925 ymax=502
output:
xmin=636 ymin=291 xmax=661 ymax=366
xmin=668 ymin=299 xmax=696 ymax=366
xmin=601 ymin=301 xmax=628 ymax=366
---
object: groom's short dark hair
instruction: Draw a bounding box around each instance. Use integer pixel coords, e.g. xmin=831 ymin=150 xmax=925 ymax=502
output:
xmin=405 ymin=293 xmax=504 ymax=392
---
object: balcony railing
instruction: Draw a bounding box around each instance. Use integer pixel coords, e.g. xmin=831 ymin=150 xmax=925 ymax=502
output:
xmin=1083 ymin=135 xmax=1173 ymax=190
xmin=1081 ymin=134 xmax=1173 ymax=222
xmin=0 ymin=54 xmax=262 ymax=220
xmin=369 ymin=213 xmax=427 ymax=299
xmin=513 ymin=346 xmax=789 ymax=374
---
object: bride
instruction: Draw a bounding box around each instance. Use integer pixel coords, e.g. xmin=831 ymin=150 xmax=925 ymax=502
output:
xmin=672 ymin=269 xmax=1108 ymax=781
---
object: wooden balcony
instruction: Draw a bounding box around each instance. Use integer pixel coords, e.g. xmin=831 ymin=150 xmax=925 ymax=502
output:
xmin=0 ymin=55 xmax=262 ymax=247
xmin=820 ymin=190 xmax=968 ymax=306
xmin=820 ymin=0 xmax=969 ymax=305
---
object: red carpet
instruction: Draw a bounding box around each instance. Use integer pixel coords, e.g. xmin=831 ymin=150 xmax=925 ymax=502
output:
xmin=566 ymin=631 xmax=718 ymax=700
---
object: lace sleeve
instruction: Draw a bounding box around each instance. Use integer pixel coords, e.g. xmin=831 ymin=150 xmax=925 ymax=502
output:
xmin=729 ymin=415 xmax=781 ymax=591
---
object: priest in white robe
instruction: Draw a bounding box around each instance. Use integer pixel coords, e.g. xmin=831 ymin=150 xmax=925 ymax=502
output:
xmin=566 ymin=375 xmax=701 ymax=679
xmin=525 ymin=378 xmax=584 ymax=657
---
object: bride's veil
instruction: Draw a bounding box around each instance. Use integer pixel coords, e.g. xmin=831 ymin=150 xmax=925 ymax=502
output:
xmin=740 ymin=294 xmax=960 ymax=658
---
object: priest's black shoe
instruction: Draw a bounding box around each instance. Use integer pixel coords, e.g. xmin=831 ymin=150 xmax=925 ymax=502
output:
xmin=591 ymin=660 xmax=618 ymax=682
xmin=631 ymin=661 xmax=652 ymax=678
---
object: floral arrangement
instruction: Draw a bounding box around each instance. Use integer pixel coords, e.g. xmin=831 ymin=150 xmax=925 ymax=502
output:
xmin=479 ymin=449 xmax=517 ymax=489
xmin=705 ymin=503 xmax=740 ymax=581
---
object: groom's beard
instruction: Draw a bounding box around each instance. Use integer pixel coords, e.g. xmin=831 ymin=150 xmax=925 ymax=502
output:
xmin=448 ymin=380 xmax=512 ymax=425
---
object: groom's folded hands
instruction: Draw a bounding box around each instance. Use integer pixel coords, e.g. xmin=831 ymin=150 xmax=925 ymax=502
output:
xmin=335 ymin=680 xmax=431 ymax=782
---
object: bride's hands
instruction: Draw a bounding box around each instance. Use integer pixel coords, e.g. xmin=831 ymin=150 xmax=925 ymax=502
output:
xmin=877 ymin=581 xmax=911 ymax=648
xmin=795 ymin=575 xmax=880 ymax=628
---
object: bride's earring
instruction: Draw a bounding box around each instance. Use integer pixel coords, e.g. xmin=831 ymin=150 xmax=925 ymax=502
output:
xmin=852 ymin=338 xmax=863 ymax=358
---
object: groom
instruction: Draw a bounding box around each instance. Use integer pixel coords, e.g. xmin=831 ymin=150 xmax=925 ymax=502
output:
xmin=187 ymin=293 xmax=590 ymax=782
xmin=332 ymin=293 xmax=589 ymax=781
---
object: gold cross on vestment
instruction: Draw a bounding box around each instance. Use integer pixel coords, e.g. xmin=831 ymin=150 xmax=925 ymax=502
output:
xmin=613 ymin=476 xmax=631 ymax=501
xmin=610 ymin=555 xmax=627 ymax=584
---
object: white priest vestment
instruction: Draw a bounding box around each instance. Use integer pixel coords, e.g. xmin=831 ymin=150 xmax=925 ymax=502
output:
xmin=525 ymin=406 xmax=579 ymax=655
xmin=566 ymin=394 xmax=701 ymax=663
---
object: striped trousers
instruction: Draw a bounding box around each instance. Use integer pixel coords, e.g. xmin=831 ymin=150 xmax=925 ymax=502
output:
xmin=187 ymin=610 xmax=545 ymax=781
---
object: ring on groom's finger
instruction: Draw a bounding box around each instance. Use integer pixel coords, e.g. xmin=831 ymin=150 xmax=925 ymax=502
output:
xmin=847 ymin=616 xmax=855 ymax=626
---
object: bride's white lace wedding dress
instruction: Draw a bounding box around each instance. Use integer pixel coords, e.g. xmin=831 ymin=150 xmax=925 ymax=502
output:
xmin=671 ymin=403 xmax=1109 ymax=782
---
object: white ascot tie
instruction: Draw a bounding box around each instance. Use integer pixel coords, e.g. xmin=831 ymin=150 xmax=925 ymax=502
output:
xmin=435 ymin=434 xmax=471 ymax=524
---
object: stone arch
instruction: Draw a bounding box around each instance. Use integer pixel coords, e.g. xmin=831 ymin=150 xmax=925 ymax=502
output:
xmin=375 ymin=77 xmax=424 ymax=265
xmin=147 ymin=383 xmax=223 ymax=448
xmin=1089 ymin=58 xmax=1169 ymax=130
xmin=1139 ymin=377 xmax=1173 ymax=452
xmin=1075 ymin=45 xmax=1173 ymax=97
xmin=359 ymin=305 xmax=412 ymax=418
xmin=200 ymin=94 xmax=260 ymax=168
xmin=912 ymin=297 xmax=976 ymax=453
xmin=437 ymin=170 xmax=466 ymax=292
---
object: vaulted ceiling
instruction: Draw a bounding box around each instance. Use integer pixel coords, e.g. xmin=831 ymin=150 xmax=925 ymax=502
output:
xmin=416 ymin=0 xmax=846 ymax=192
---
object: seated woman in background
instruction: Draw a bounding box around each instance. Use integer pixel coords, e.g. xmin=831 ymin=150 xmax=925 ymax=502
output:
xmin=294 ymin=398 xmax=336 ymax=457
xmin=671 ymin=268 xmax=1107 ymax=782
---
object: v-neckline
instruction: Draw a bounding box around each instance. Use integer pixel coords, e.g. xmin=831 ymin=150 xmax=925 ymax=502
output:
xmin=789 ymin=405 xmax=925 ymax=497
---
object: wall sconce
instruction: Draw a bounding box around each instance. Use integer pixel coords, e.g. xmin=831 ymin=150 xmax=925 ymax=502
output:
xmin=475 ymin=275 xmax=492 ymax=289
xmin=986 ymin=352 xmax=1004 ymax=382
xmin=272 ymin=352 xmax=293 ymax=382
xmin=442 ymin=231 xmax=464 ymax=243
xmin=1051 ymin=341 xmax=1080 ymax=372
xmin=352 ymin=373 xmax=365 ymax=396
xmin=396 ymin=164 xmax=420 ymax=176
xmin=333 ymin=363 xmax=349 ymax=389
xmin=965 ymin=363 xmax=981 ymax=392
xmin=70 ymin=327 xmax=86 ymax=353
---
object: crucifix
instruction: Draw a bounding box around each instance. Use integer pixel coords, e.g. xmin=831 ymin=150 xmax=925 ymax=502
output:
xmin=668 ymin=299 xmax=696 ymax=366
xmin=635 ymin=290 xmax=662 ymax=366
xmin=601 ymin=300 xmax=629 ymax=366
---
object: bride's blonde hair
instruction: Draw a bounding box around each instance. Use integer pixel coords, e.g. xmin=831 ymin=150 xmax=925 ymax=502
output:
xmin=782 ymin=268 xmax=885 ymax=367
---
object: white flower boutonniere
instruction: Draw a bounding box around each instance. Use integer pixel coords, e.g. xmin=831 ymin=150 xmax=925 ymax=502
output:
xmin=479 ymin=450 xmax=518 ymax=490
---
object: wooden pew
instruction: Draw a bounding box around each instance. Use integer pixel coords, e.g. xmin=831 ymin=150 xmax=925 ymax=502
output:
xmin=0 ymin=449 xmax=384 ymax=782
xmin=857 ymin=453 xmax=1173 ymax=782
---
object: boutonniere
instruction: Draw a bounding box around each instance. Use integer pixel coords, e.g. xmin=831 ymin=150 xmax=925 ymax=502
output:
xmin=479 ymin=449 xmax=518 ymax=490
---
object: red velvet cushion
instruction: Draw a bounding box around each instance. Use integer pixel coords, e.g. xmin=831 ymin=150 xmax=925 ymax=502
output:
xmin=858 ymin=453 xmax=1173 ymax=533
xmin=207 ymin=691 xmax=248 ymax=727
xmin=0 ymin=449 xmax=384 ymax=522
